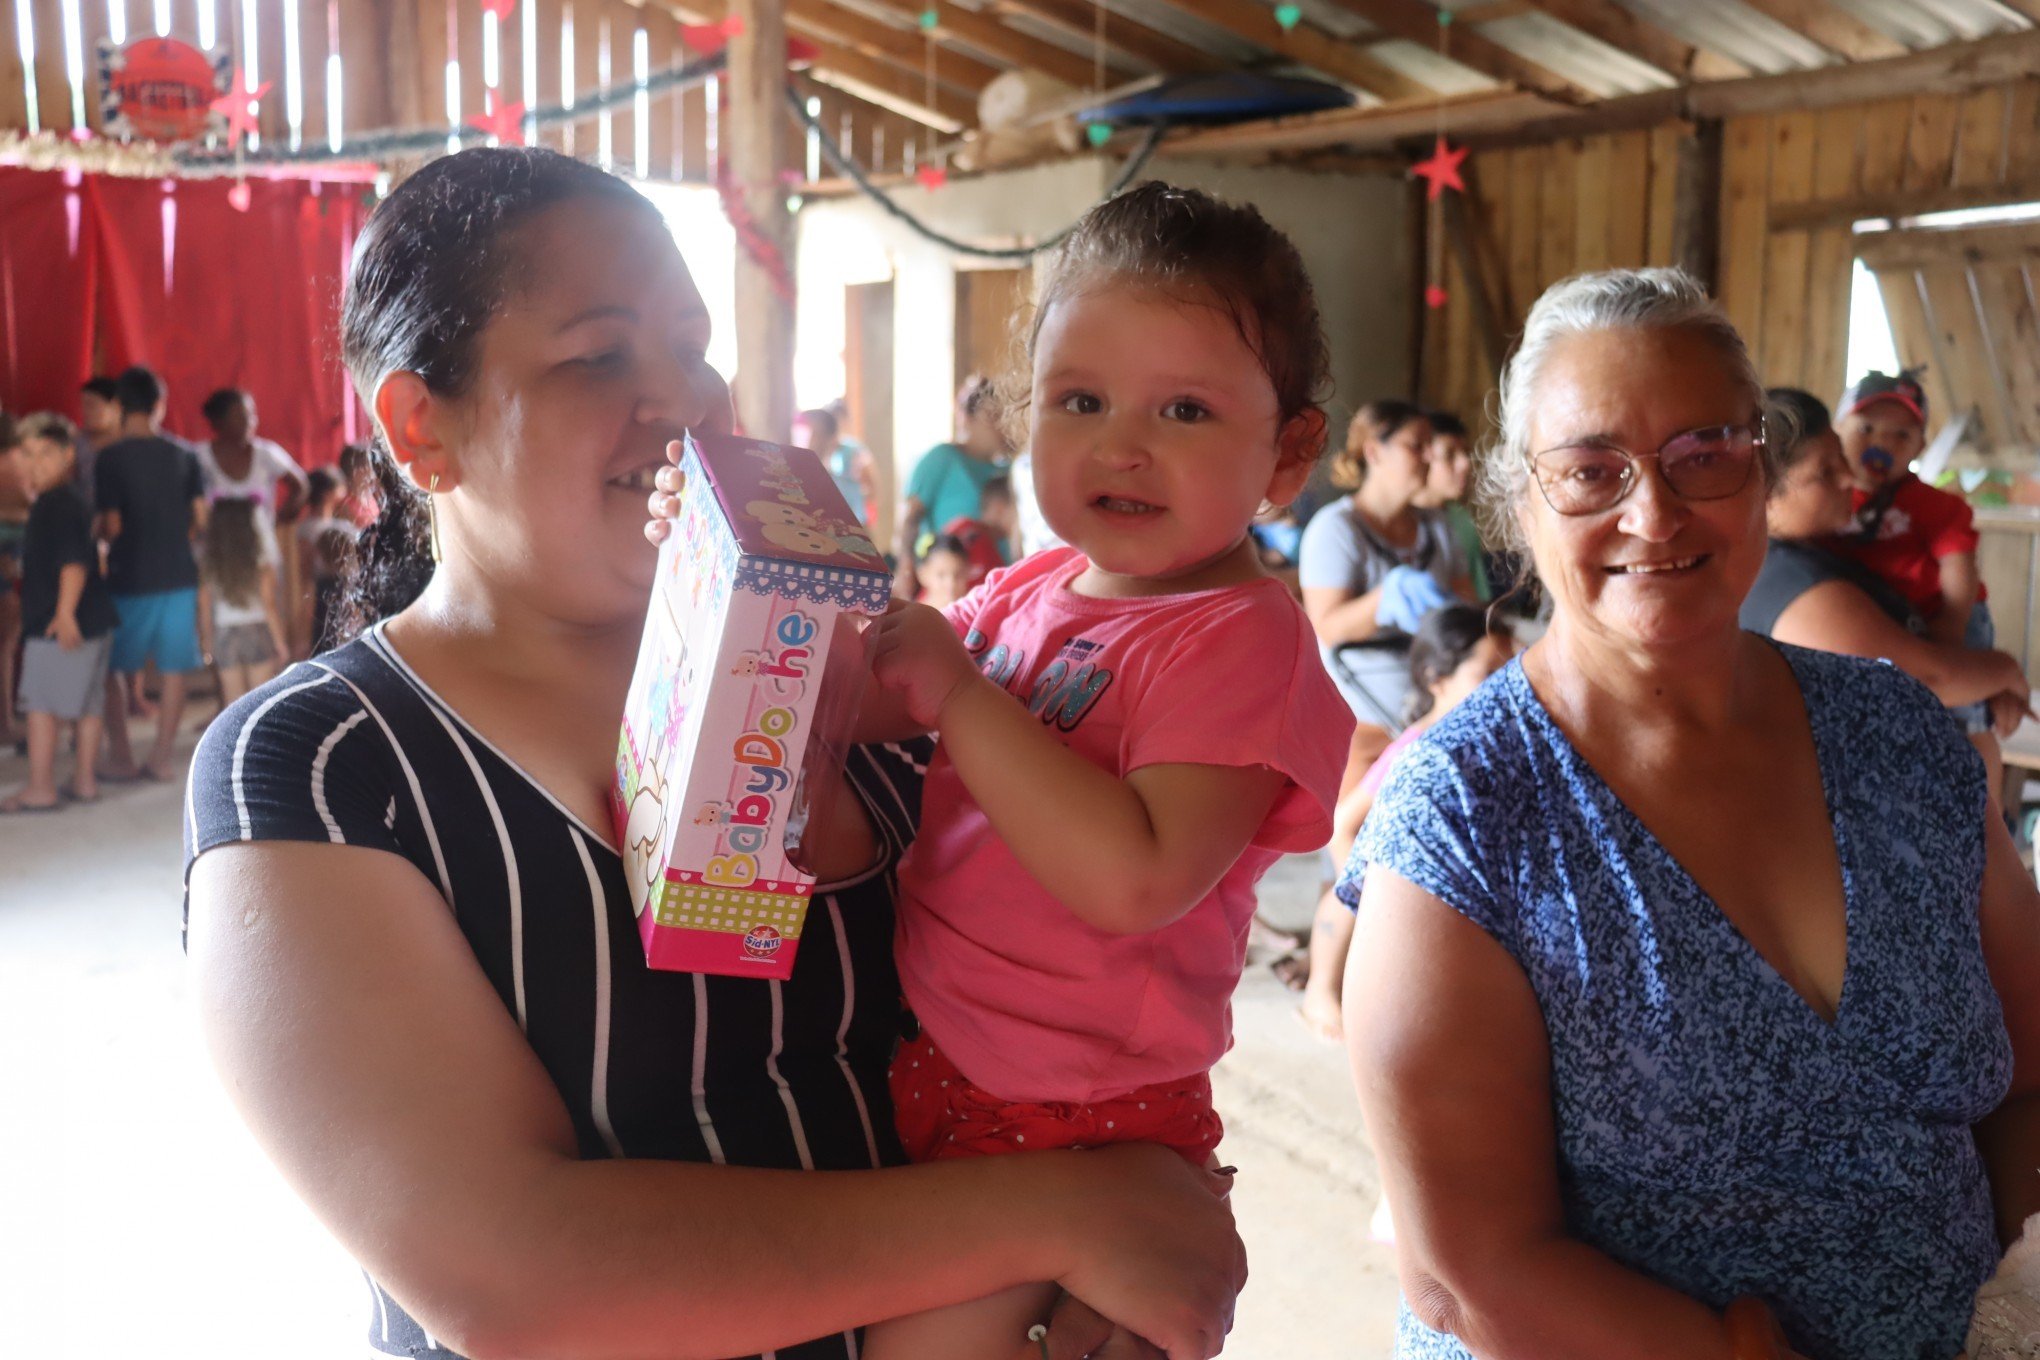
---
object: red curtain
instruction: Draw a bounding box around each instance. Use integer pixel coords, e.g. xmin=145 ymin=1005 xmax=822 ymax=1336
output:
xmin=0 ymin=167 xmax=368 ymax=468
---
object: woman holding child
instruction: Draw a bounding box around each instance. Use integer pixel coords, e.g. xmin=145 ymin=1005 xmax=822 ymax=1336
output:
xmin=1344 ymin=267 xmax=2040 ymax=1359
xmin=184 ymin=150 xmax=1244 ymax=1360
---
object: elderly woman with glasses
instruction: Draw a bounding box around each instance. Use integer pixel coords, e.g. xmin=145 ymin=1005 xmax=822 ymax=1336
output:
xmin=1340 ymin=269 xmax=2040 ymax=1360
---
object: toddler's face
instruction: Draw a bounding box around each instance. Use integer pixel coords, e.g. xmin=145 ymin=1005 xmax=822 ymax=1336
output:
xmin=919 ymin=550 xmax=971 ymax=608
xmin=1026 ymin=282 xmax=1313 ymax=595
xmin=1838 ymin=402 xmax=1923 ymax=488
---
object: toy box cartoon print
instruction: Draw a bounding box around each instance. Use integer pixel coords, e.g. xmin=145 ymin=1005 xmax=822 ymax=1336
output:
xmin=613 ymin=434 xmax=891 ymax=979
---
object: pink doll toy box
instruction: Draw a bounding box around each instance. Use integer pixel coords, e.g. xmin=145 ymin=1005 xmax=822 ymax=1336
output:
xmin=613 ymin=433 xmax=891 ymax=979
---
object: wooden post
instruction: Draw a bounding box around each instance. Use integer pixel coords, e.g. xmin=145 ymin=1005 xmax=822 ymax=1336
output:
xmin=727 ymin=0 xmax=796 ymax=444
xmin=1672 ymin=119 xmax=1722 ymax=292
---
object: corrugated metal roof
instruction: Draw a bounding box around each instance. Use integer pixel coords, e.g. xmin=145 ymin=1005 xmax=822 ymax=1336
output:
xmin=1362 ymin=40 xmax=1501 ymax=96
xmin=1100 ymin=0 xmax=1267 ymax=64
xmin=1618 ymin=0 xmax=1835 ymax=74
xmin=1478 ymin=12 xmax=1680 ymax=97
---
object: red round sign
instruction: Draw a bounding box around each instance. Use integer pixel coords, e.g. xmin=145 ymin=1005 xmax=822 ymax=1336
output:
xmin=105 ymin=38 xmax=221 ymax=142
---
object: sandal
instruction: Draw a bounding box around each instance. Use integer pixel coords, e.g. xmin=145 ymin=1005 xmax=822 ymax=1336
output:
xmin=0 ymin=793 xmax=62 ymax=814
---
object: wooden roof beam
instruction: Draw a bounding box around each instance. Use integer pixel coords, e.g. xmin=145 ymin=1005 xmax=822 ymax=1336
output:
xmin=984 ymin=0 xmax=1224 ymax=75
xmin=1511 ymin=0 xmax=1749 ymax=81
xmin=1733 ymin=0 xmax=1907 ymax=63
xmin=1147 ymin=0 xmax=1435 ymax=101
xmin=804 ymin=43 xmax=979 ymax=127
xmin=784 ymin=0 xmax=1003 ymax=92
xmin=1316 ymin=0 xmax=1593 ymax=102
xmin=852 ymin=0 xmax=1120 ymax=88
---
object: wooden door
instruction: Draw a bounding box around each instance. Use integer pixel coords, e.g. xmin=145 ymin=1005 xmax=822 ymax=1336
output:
xmin=953 ymin=266 xmax=1030 ymax=394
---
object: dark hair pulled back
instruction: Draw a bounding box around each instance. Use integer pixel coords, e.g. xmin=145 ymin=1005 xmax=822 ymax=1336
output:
xmin=1764 ymin=387 xmax=1834 ymax=483
xmin=335 ymin=146 xmax=658 ymax=640
xmin=1404 ymin=603 xmax=1507 ymax=723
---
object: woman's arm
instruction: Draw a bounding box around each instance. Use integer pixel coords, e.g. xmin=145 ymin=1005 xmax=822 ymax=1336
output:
xmin=1302 ymin=585 xmax=1387 ymax=647
xmin=188 ymin=842 xmax=1243 ymax=1360
xmin=1975 ymin=806 xmax=2040 ymax=1244
xmin=873 ymin=603 xmax=1288 ymax=934
xmin=1345 ymin=869 xmax=1741 ymax=1359
xmin=893 ymin=495 xmax=928 ymax=598
xmin=1770 ymin=580 xmax=2027 ymax=709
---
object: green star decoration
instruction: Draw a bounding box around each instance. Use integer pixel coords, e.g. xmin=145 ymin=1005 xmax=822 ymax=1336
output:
xmin=1273 ymin=3 xmax=1301 ymax=30
xmin=918 ymin=8 xmax=938 ymax=29
xmin=1085 ymin=122 xmax=1112 ymax=146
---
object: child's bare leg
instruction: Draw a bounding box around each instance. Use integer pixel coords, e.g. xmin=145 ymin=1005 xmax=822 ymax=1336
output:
xmin=72 ymin=715 xmax=103 ymax=799
xmin=862 ymin=1281 xmax=1060 ymax=1360
xmin=1297 ymin=887 xmax=1354 ymax=1041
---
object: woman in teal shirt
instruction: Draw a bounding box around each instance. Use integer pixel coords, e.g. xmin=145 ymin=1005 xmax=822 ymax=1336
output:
xmin=892 ymin=374 xmax=1009 ymax=597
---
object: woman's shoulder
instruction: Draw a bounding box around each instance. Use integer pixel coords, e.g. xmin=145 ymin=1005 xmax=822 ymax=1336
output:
xmin=186 ymin=636 xmax=415 ymax=866
xmin=1777 ymin=640 xmax=1954 ymax=736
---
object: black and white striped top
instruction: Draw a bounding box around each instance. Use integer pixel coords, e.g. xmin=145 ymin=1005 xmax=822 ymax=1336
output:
xmin=185 ymin=624 xmax=924 ymax=1360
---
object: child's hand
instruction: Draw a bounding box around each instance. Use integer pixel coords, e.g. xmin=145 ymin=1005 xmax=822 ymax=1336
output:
xmin=46 ymin=614 xmax=82 ymax=651
xmin=871 ymin=600 xmax=982 ymax=728
xmin=643 ymin=440 xmax=687 ymax=547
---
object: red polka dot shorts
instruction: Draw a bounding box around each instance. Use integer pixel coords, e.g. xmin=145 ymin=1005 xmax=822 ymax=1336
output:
xmin=889 ymin=1034 xmax=1224 ymax=1166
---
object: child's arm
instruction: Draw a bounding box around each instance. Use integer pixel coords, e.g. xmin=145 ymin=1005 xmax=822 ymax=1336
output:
xmin=1929 ymin=549 xmax=1979 ymax=647
xmin=259 ymin=562 xmax=290 ymax=659
xmin=873 ymin=603 xmax=1289 ymax=935
xmin=47 ymin=564 xmax=86 ymax=649
xmin=196 ymin=581 xmax=216 ymax=664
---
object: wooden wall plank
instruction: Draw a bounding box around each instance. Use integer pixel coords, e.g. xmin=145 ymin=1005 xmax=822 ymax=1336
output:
xmin=1953 ymin=84 xmax=2008 ymax=189
xmin=339 ymin=0 xmax=387 ymax=133
xmin=1717 ymin=113 xmax=1772 ymax=353
xmin=2008 ymin=79 xmax=2040 ymax=181
xmin=530 ymin=0 xmax=563 ymax=151
xmin=604 ymin=3 xmax=635 ymax=174
xmin=299 ymin=0 xmax=331 ymax=150
xmin=412 ymin=0 xmax=447 ymax=138
xmin=0 ymin=0 xmax=28 ymax=132
xmin=1441 ymin=245 xmax=1472 ymax=424
xmin=496 ymin=0 xmax=522 ymax=134
xmin=645 ymin=13 xmax=674 ymax=179
xmin=1758 ymin=110 xmax=1815 ymax=386
xmin=1803 ymin=103 xmax=1861 ymax=405
xmin=1539 ymin=138 xmax=1580 ymax=295
xmin=569 ymin=0 xmax=598 ymax=159
xmin=1874 ymin=267 xmax=1938 ymax=389
xmin=1608 ymin=130 xmax=1649 ymax=268
xmin=254 ymin=0 xmax=289 ymax=143
xmin=455 ymin=0 xmax=485 ymax=140
xmin=1903 ymin=93 xmax=1962 ymax=193
xmin=1918 ymin=262 xmax=2008 ymax=445
xmin=1645 ymin=123 xmax=1681 ymax=267
xmin=1856 ymin=97 xmax=1912 ymax=195
xmin=1504 ymin=143 xmax=1543 ymax=322
xmin=1572 ymin=133 xmax=1612 ymax=274
xmin=28 ymin=0 xmax=72 ymax=132
xmin=681 ymin=77 xmax=708 ymax=178
xmin=1973 ymin=260 xmax=2040 ymax=450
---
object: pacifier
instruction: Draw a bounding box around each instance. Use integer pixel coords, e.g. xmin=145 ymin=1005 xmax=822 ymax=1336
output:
xmin=1860 ymin=445 xmax=1895 ymax=475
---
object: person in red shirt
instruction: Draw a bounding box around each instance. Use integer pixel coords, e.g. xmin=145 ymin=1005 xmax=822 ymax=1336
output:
xmin=934 ymin=474 xmax=1016 ymax=589
xmin=1826 ymin=369 xmax=2012 ymax=744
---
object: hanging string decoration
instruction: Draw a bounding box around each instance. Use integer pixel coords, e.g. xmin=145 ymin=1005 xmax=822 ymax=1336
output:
xmin=1412 ymin=7 xmax=1465 ymax=309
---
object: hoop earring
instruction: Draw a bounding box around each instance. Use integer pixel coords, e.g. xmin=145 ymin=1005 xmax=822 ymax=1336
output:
xmin=427 ymin=473 xmax=443 ymax=564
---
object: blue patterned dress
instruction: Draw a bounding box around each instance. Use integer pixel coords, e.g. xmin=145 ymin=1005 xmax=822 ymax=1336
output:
xmin=1341 ymin=644 xmax=2009 ymax=1360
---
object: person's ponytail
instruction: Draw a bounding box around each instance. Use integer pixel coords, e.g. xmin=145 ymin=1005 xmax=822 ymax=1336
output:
xmin=333 ymin=436 xmax=431 ymax=642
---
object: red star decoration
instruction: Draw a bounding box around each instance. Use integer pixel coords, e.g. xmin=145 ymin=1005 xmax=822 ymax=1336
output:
xmin=466 ymin=91 xmax=527 ymax=146
xmin=681 ymin=15 xmax=745 ymax=53
xmin=227 ymin=180 xmax=253 ymax=213
xmin=478 ymin=0 xmax=515 ymax=18
xmin=1411 ymin=134 xmax=1467 ymax=200
xmin=209 ymin=79 xmax=270 ymax=149
xmin=1425 ymin=283 xmax=1449 ymax=309
xmin=914 ymin=165 xmax=948 ymax=191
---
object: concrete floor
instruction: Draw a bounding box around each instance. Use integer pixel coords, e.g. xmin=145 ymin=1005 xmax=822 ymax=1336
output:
xmin=0 ymin=723 xmax=1398 ymax=1358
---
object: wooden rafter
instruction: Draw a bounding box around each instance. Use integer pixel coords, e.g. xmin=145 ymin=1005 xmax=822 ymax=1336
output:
xmin=667 ymin=0 xmax=975 ymax=126
xmin=1510 ymin=0 xmax=1748 ymax=81
xmin=853 ymin=0 xmax=1120 ymax=88
xmin=1316 ymin=0 xmax=1593 ymax=102
xmin=806 ymin=43 xmax=979 ymax=126
xmin=784 ymin=0 xmax=1002 ymax=91
xmin=985 ymin=0 xmax=1223 ymax=75
xmin=1150 ymin=0 xmax=1434 ymax=101
xmin=1734 ymin=0 xmax=1907 ymax=63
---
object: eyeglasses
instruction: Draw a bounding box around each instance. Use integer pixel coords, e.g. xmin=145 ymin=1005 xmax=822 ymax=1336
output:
xmin=1527 ymin=423 xmax=1764 ymax=517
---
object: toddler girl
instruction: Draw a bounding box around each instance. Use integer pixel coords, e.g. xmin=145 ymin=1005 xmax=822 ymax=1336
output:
xmin=858 ymin=182 xmax=1353 ymax=1357
xmin=198 ymin=497 xmax=289 ymax=707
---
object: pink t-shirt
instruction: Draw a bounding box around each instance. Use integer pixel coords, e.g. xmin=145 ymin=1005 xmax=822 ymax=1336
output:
xmin=896 ymin=547 xmax=1352 ymax=1104
xmin=1357 ymin=724 xmax=1427 ymax=801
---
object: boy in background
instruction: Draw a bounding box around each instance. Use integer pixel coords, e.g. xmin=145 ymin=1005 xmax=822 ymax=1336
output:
xmin=2 ymin=415 xmax=118 ymax=812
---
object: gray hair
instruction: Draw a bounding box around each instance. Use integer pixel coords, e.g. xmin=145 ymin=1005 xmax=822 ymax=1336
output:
xmin=1473 ymin=267 xmax=1772 ymax=556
